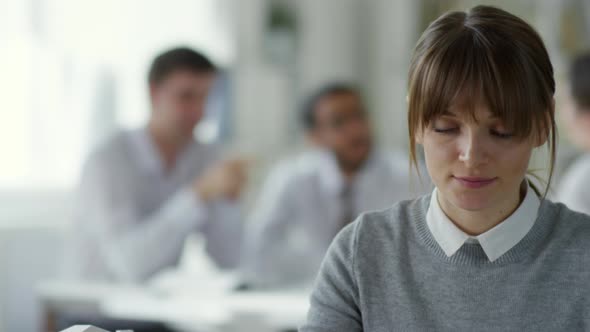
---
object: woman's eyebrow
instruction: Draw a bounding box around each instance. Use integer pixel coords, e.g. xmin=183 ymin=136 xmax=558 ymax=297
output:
xmin=444 ymin=107 xmax=500 ymax=120
xmin=441 ymin=109 xmax=457 ymax=117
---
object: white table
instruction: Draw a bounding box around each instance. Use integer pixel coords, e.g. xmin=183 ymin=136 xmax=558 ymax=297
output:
xmin=37 ymin=281 xmax=309 ymax=332
xmin=102 ymin=289 xmax=309 ymax=332
xmin=37 ymin=281 xmax=149 ymax=332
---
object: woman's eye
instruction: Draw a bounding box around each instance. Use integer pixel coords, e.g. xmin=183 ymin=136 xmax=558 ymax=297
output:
xmin=433 ymin=127 xmax=458 ymax=134
xmin=490 ymin=130 xmax=514 ymax=139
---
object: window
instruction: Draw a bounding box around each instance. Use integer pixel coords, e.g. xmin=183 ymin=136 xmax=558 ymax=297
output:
xmin=0 ymin=0 xmax=234 ymax=191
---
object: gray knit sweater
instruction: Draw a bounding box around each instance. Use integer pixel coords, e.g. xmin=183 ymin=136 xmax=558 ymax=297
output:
xmin=300 ymin=195 xmax=590 ymax=331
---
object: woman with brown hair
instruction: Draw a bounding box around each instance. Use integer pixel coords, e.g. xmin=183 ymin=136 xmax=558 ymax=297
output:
xmin=301 ymin=5 xmax=590 ymax=331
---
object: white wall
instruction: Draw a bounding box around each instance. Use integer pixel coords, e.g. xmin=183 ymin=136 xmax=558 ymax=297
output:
xmin=231 ymin=0 xmax=421 ymax=159
xmin=0 ymin=191 xmax=71 ymax=332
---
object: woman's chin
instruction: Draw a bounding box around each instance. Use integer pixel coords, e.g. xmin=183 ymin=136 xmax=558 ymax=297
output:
xmin=449 ymin=191 xmax=494 ymax=212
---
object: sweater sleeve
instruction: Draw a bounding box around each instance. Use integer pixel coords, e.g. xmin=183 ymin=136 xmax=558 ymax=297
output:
xmin=300 ymin=220 xmax=362 ymax=332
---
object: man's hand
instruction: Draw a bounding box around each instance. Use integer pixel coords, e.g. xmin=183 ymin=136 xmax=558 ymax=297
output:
xmin=194 ymin=158 xmax=248 ymax=202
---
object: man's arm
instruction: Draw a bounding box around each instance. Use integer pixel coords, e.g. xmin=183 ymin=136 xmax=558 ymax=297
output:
xmin=240 ymin=163 xmax=298 ymax=286
xmin=73 ymin=156 xmax=208 ymax=282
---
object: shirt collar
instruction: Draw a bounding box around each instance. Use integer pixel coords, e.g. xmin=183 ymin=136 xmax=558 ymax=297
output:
xmin=426 ymin=181 xmax=541 ymax=262
xmin=314 ymin=148 xmax=378 ymax=195
xmin=129 ymin=127 xmax=164 ymax=174
xmin=129 ymin=127 xmax=201 ymax=176
xmin=314 ymin=148 xmax=344 ymax=194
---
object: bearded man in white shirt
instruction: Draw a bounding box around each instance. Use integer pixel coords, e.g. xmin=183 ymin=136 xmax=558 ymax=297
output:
xmin=63 ymin=47 xmax=246 ymax=284
xmin=241 ymin=83 xmax=429 ymax=287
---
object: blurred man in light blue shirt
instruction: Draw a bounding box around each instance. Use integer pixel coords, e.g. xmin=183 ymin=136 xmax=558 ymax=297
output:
xmin=241 ymin=83 xmax=430 ymax=287
xmin=63 ymin=47 xmax=246 ymax=284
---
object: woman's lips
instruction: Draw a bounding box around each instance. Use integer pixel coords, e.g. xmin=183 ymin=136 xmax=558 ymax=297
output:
xmin=453 ymin=176 xmax=497 ymax=189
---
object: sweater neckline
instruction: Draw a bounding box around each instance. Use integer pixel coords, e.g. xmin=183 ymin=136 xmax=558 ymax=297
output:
xmin=412 ymin=195 xmax=559 ymax=266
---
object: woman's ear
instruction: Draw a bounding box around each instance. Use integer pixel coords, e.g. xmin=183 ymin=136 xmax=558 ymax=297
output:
xmin=534 ymin=131 xmax=548 ymax=148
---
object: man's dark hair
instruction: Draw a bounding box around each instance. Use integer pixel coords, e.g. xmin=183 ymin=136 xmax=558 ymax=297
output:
xmin=571 ymin=52 xmax=590 ymax=110
xmin=301 ymin=83 xmax=362 ymax=130
xmin=148 ymin=47 xmax=217 ymax=85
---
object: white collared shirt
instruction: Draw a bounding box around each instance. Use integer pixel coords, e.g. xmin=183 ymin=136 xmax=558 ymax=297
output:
xmin=63 ymin=128 xmax=242 ymax=282
xmin=241 ymin=148 xmax=431 ymax=286
xmin=426 ymin=182 xmax=541 ymax=262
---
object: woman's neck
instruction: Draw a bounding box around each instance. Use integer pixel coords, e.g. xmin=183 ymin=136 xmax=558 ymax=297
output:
xmin=438 ymin=182 xmax=526 ymax=236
